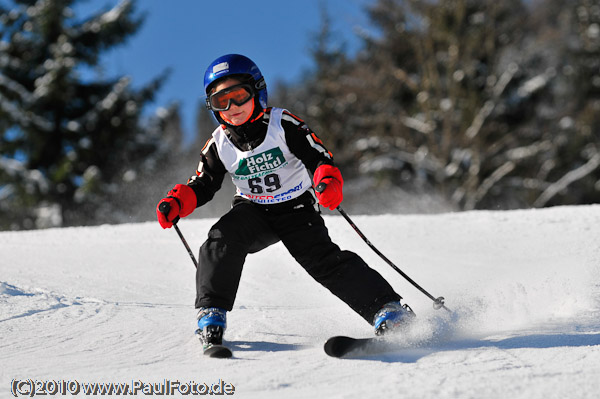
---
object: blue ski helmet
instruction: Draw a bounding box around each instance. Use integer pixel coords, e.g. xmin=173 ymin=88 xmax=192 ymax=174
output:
xmin=204 ymin=54 xmax=267 ymax=109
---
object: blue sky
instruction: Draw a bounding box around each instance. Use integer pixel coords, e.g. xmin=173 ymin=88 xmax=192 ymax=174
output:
xmin=78 ymin=0 xmax=373 ymax=137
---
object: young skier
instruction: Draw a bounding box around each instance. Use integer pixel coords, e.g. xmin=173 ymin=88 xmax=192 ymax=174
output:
xmin=156 ymin=54 xmax=414 ymax=347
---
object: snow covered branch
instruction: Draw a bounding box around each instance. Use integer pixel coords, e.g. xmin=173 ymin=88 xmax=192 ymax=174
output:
xmin=533 ymin=150 xmax=600 ymax=208
xmin=464 ymin=161 xmax=516 ymax=210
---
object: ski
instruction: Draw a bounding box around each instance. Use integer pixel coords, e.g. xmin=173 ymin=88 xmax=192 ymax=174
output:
xmin=202 ymin=343 xmax=233 ymax=358
xmin=195 ymin=329 xmax=233 ymax=358
xmin=325 ymin=316 xmax=455 ymax=358
xmin=324 ymin=335 xmax=388 ymax=358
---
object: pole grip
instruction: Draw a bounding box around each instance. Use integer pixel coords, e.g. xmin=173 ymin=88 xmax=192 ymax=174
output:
xmin=158 ymin=201 xmax=170 ymax=214
xmin=158 ymin=201 xmax=180 ymax=224
xmin=315 ymin=182 xmax=327 ymax=193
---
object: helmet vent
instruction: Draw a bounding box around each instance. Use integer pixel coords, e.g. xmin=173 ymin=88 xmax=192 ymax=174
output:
xmin=212 ymin=62 xmax=229 ymax=74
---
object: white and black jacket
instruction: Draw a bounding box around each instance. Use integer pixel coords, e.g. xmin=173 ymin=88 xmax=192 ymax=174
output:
xmin=187 ymin=107 xmax=335 ymax=209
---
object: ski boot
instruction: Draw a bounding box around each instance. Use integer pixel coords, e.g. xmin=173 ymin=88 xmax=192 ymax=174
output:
xmin=196 ymin=307 xmax=227 ymax=346
xmin=373 ymin=301 xmax=416 ymax=336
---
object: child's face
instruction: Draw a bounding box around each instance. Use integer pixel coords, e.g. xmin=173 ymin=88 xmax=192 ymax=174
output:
xmin=214 ymin=78 xmax=255 ymax=126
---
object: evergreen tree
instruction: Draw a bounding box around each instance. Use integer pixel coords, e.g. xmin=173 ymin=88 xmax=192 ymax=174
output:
xmin=276 ymin=0 xmax=600 ymax=211
xmin=529 ymin=0 xmax=600 ymax=207
xmin=360 ymin=0 xmax=545 ymax=210
xmin=0 ymin=0 xmax=170 ymax=229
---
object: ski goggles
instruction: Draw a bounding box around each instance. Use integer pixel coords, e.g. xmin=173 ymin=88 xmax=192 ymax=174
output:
xmin=206 ymin=84 xmax=254 ymax=111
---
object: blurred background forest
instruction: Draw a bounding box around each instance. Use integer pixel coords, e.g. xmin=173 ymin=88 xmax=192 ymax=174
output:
xmin=1 ymin=0 xmax=599 ymax=230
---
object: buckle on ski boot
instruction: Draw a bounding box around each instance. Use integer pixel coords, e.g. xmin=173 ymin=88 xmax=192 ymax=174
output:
xmin=197 ymin=307 xmax=227 ymax=345
xmin=373 ymin=301 xmax=416 ymax=336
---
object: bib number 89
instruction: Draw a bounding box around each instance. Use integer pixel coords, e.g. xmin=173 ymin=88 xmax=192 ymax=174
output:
xmin=248 ymin=173 xmax=282 ymax=194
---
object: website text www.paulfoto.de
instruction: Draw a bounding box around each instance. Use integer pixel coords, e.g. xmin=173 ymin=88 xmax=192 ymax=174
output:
xmin=10 ymin=378 xmax=235 ymax=397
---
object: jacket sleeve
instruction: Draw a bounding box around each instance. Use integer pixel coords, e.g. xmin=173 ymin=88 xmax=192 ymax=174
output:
xmin=187 ymin=136 xmax=227 ymax=207
xmin=280 ymin=110 xmax=335 ymax=174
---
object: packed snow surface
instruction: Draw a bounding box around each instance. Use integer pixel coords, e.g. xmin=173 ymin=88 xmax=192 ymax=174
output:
xmin=1 ymin=205 xmax=599 ymax=398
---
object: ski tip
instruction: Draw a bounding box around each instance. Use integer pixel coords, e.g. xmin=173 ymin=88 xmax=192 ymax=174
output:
xmin=324 ymin=336 xmax=356 ymax=358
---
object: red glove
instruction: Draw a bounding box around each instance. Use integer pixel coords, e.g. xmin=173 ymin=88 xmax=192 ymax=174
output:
xmin=156 ymin=184 xmax=197 ymax=229
xmin=313 ymin=164 xmax=344 ymax=210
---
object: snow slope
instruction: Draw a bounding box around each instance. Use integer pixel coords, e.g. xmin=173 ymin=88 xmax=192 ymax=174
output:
xmin=1 ymin=205 xmax=599 ymax=398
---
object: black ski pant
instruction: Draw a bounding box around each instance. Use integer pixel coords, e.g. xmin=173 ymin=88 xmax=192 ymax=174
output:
xmin=195 ymin=196 xmax=401 ymax=324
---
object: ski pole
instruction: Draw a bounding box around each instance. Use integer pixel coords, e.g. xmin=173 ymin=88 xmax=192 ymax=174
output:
xmin=158 ymin=202 xmax=198 ymax=269
xmin=316 ymin=182 xmax=451 ymax=312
